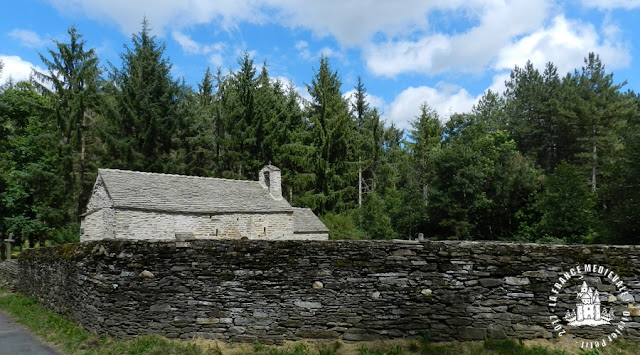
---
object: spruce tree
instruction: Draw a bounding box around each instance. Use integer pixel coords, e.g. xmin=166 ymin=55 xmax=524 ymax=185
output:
xmin=304 ymin=56 xmax=356 ymax=213
xmin=351 ymin=77 xmax=383 ymax=206
xmin=33 ymin=26 xmax=101 ymax=220
xmin=104 ymin=19 xmax=181 ymax=172
xmin=408 ymin=102 xmax=443 ymax=206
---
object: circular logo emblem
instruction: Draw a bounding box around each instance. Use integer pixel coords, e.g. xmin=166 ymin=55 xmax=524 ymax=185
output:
xmin=548 ymin=264 xmax=634 ymax=350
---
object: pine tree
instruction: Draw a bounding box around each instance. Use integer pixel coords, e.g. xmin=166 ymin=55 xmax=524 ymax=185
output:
xmin=571 ymin=53 xmax=633 ymax=191
xmin=504 ymin=61 xmax=568 ymax=172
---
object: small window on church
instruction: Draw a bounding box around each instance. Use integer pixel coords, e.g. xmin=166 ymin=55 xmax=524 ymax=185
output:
xmin=264 ymin=227 xmax=267 ymax=234
xmin=264 ymin=171 xmax=270 ymax=187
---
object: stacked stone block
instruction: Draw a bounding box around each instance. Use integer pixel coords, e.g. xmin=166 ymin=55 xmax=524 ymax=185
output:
xmin=17 ymin=240 xmax=640 ymax=343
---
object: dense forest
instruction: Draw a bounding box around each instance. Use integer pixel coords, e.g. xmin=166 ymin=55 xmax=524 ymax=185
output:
xmin=1 ymin=22 xmax=640 ymax=248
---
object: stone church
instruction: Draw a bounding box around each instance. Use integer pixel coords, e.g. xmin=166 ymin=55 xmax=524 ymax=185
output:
xmin=80 ymin=165 xmax=329 ymax=241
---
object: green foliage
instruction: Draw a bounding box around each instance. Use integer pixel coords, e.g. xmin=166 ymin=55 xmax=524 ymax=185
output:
xmin=482 ymin=339 xmax=563 ymax=355
xmin=320 ymin=211 xmax=366 ymax=240
xmin=103 ymin=19 xmax=183 ymax=173
xmin=303 ymin=56 xmax=357 ymax=214
xmin=360 ymin=192 xmax=396 ymax=239
xmin=0 ymin=82 xmax=71 ymax=247
xmin=534 ymin=162 xmax=598 ymax=243
xmin=33 ymin=26 xmax=102 ymax=218
xmin=2 ymin=19 xmax=640 ymax=246
xmin=428 ymin=124 xmax=540 ymax=240
xmin=0 ymin=291 xmax=206 ymax=354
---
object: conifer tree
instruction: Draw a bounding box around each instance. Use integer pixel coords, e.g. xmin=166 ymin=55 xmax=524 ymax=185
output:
xmin=104 ymin=19 xmax=181 ymax=173
xmin=33 ymin=26 xmax=101 ymax=219
xmin=504 ymin=61 xmax=568 ymax=172
xmin=304 ymin=56 xmax=356 ymax=213
xmin=408 ymin=102 xmax=443 ymax=206
xmin=571 ymin=53 xmax=634 ymax=191
xmin=351 ymin=77 xmax=383 ymax=206
xmin=219 ymin=53 xmax=258 ymax=178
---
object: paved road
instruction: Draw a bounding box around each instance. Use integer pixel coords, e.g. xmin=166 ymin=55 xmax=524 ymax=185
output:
xmin=0 ymin=309 xmax=60 ymax=355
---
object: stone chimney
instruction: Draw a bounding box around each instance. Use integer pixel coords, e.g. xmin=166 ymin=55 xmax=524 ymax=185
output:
xmin=259 ymin=165 xmax=282 ymax=200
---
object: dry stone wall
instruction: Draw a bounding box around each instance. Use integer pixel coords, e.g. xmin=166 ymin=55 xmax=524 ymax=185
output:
xmin=0 ymin=260 xmax=18 ymax=290
xmin=16 ymin=240 xmax=640 ymax=344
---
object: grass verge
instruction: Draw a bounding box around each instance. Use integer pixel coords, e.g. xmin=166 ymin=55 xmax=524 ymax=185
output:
xmin=0 ymin=287 xmax=205 ymax=354
xmin=0 ymin=287 xmax=637 ymax=354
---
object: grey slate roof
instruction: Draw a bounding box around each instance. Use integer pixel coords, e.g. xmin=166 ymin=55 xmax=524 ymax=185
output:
xmin=98 ymin=169 xmax=294 ymax=213
xmin=293 ymin=207 xmax=329 ymax=233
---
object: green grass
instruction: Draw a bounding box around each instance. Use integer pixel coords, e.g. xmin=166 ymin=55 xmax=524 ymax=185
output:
xmin=0 ymin=288 xmax=208 ymax=354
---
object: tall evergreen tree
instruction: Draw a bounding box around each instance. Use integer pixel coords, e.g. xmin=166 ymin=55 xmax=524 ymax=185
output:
xmin=504 ymin=61 xmax=569 ymax=172
xmin=571 ymin=53 xmax=633 ymax=191
xmin=279 ymin=82 xmax=314 ymax=204
xmin=351 ymin=76 xmax=383 ymax=206
xmin=303 ymin=56 xmax=356 ymax=213
xmin=103 ymin=19 xmax=182 ymax=173
xmin=407 ymin=102 xmax=443 ymax=206
xmin=218 ymin=53 xmax=259 ymax=179
xmin=33 ymin=26 xmax=101 ymax=219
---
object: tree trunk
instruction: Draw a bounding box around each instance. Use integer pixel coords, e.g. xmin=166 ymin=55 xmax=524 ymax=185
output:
xmin=591 ymin=128 xmax=597 ymax=192
xmin=77 ymin=109 xmax=89 ymax=220
xmin=423 ymin=183 xmax=429 ymax=206
xmin=358 ymin=159 xmax=362 ymax=208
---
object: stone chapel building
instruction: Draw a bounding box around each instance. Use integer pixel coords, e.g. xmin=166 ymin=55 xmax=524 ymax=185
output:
xmin=80 ymin=165 xmax=329 ymax=241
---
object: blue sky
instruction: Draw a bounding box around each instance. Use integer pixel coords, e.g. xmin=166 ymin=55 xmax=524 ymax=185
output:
xmin=1 ymin=0 xmax=639 ymax=131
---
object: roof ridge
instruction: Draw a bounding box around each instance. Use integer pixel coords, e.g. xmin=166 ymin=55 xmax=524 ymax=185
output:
xmin=98 ymin=168 xmax=260 ymax=184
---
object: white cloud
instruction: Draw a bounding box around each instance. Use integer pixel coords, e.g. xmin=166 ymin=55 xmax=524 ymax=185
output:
xmin=495 ymin=15 xmax=631 ymax=75
xmin=45 ymin=0 xmax=266 ymax=36
xmin=209 ymin=53 xmax=224 ymax=68
xmin=44 ymin=0 xmax=463 ymax=44
xmin=295 ymin=40 xmax=311 ymax=60
xmin=318 ymin=47 xmax=345 ymax=62
xmin=293 ymin=40 xmax=343 ymax=62
xmin=41 ymin=0 xmax=633 ymax=82
xmin=8 ymin=29 xmax=50 ymax=48
xmin=386 ymin=84 xmax=477 ymax=131
xmin=265 ymin=0 xmax=459 ymax=46
xmin=172 ymin=31 xmax=200 ymax=54
xmin=581 ymin=0 xmax=640 ymax=10
xmin=172 ymin=31 xmax=225 ymax=55
xmin=0 ymin=55 xmax=46 ymax=85
xmin=486 ymin=72 xmax=511 ymax=96
xmin=365 ymin=1 xmax=550 ymax=77
xmin=294 ymin=40 xmax=307 ymax=50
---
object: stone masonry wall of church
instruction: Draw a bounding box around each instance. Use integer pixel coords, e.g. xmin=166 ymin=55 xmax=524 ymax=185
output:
xmin=82 ymin=208 xmax=116 ymax=241
xmin=83 ymin=210 xmax=299 ymax=241
xmin=17 ymin=240 xmax=640 ymax=344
